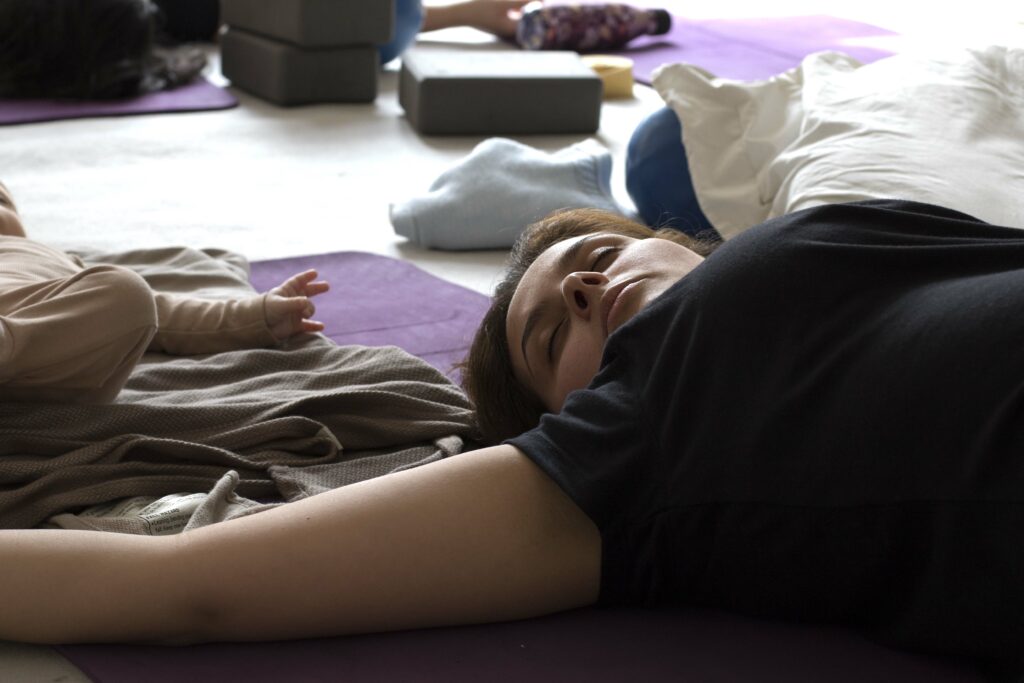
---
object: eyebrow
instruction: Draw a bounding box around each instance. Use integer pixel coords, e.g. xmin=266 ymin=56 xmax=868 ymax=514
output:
xmin=519 ymin=234 xmax=604 ymax=377
xmin=557 ymin=233 xmax=602 ymax=274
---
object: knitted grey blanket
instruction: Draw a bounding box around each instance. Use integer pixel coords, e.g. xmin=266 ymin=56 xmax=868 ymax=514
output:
xmin=0 ymin=247 xmax=475 ymax=530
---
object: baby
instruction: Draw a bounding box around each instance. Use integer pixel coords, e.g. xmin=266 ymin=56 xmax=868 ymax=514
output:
xmin=0 ymin=181 xmax=329 ymax=403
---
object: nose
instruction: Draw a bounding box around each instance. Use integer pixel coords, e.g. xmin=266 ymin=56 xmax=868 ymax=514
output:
xmin=560 ymin=271 xmax=608 ymax=319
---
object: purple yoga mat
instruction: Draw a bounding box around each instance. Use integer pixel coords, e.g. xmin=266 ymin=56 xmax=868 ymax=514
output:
xmin=57 ymin=608 xmax=984 ymax=682
xmin=53 ymin=250 xmax=986 ymax=682
xmin=0 ymin=77 xmax=237 ymax=126
xmin=248 ymin=250 xmax=489 ymax=380
xmin=618 ymin=14 xmax=898 ymax=83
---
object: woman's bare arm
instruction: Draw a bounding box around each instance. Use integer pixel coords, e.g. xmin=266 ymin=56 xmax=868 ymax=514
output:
xmin=421 ymin=0 xmax=528 ymax=38
xmin=0 ymin=445 xmax=601 ymax=644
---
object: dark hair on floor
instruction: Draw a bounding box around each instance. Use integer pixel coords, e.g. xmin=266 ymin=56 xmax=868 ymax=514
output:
xmin=0 ymin=0 xmax=206 ymax=99
xmin=459 ymin=208 xmax=719 ymax=446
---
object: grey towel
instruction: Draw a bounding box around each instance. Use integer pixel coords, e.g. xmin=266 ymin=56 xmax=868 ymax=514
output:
xmin=0 ymin=247 xmax=475 ymax=530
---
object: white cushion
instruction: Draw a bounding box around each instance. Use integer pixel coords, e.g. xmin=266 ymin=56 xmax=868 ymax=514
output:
xmin=652 ymin=47 xmax=1024 ymax=238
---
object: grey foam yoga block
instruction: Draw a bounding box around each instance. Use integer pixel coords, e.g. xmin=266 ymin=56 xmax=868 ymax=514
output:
xmin=399 ymin=49 xmax=603 ymax=135
xmin=220 ymin=0 xmax=393 ymax=48
xmin=221 ymin=28 xmax=378 ymax=106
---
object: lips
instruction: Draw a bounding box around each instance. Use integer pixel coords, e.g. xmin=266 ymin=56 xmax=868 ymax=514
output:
xmin=600 ymin=278 xmax=640 ymax=337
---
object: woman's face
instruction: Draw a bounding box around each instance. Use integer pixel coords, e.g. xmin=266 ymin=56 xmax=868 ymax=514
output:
xmin=506 ymin=232 xmax=704 ymax=413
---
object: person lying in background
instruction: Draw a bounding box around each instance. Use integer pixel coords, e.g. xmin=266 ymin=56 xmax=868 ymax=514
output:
xmin=0 ymin=0 xmax=529 ymax=99
xmin=154 ymin=0 xmax=529 ymax=61
xmin=0 ymin=181 xmax=328 ymax=402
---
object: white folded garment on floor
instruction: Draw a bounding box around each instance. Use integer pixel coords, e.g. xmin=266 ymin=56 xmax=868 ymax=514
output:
xmin=390 ymin=137 xmax=626 ymax=250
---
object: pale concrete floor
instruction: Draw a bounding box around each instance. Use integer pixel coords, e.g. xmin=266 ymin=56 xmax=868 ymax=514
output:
xmin=2 ymin=44 xmax=663 ymax=297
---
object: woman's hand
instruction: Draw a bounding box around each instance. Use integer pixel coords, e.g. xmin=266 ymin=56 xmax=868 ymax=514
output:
xmin=263 ymin=269 xmax=330 ymax=341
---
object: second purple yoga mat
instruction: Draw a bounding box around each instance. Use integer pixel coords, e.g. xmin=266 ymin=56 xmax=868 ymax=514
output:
xmin=619 ymin=14 xmax=898 ymax=82
xmin=0 ymin=78 xmax=237 ymax=126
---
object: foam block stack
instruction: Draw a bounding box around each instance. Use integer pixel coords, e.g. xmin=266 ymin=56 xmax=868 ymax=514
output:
xmin=220 ymin=0 xmax=393 ymax=105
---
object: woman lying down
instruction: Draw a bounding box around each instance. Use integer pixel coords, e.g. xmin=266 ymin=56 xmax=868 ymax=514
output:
xmin=0 ymin=181 xmax=1021 ymax=678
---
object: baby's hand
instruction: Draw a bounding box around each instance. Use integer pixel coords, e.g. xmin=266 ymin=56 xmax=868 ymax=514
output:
xmin=264 ymin=269 xmax=330 ymax=340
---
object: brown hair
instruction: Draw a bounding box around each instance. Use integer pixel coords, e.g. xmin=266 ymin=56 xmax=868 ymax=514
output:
xmin=460 ymin=208 xmax=718 ymax=446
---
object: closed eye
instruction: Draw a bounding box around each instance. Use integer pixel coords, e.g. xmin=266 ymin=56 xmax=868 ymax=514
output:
xmin=547 ymin=318 xmax=564 ymax=362
xmin=590 ymin=246 xmax=619 ymax=271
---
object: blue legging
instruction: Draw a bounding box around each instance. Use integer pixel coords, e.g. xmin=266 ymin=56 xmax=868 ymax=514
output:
xmin=626 ymin=106 xmax=721 ymax=241
xmin=378 ymin=0 xmax=425 ymax=64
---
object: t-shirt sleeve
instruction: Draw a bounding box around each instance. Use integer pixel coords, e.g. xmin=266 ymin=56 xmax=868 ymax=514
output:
xmin=507 ymin=360 xmax=653 ymax=531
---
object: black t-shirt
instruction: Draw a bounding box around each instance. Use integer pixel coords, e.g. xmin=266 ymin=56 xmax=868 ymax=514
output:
xmin=508 ymin=200 xmax=1024 ymax=672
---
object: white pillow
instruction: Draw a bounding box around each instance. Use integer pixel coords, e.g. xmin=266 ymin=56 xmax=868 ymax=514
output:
xmin=652 ymin=46 xmax=1024 ymax=238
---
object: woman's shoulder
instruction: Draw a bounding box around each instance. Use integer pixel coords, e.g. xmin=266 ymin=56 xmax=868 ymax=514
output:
xmin=747 ymin=199 xmax=1012 ymax=246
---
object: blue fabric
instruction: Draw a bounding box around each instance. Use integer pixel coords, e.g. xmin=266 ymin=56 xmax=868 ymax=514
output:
xmin=626 ymin=106 xmax=720 ymax=241
xmin=378 ymin=0 xmax=424 ymax=64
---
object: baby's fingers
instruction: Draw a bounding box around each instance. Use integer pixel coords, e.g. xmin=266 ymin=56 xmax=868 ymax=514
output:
xmin=277 ymin=269 xmax=322 ymax=295
xmin=303 ymin=279 xmax=330 ymax=297
xmin=290 ymin=270 xmax=329 ymax=297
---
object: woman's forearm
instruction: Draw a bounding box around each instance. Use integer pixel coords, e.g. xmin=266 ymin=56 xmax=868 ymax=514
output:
xmin=0 ymin=529 xmax=195 ymax=644
xmin=421 ymin=0 xmax=523 ymax=38
xmin=0 ymin=446 xmax=600 ymax=645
